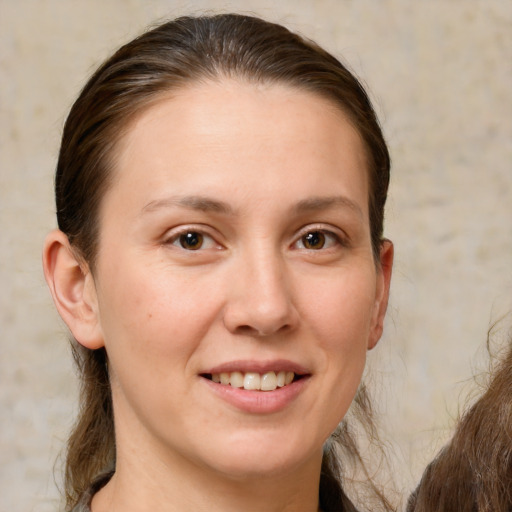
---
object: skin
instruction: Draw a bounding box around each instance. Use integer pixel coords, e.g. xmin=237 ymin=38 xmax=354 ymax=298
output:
xmin=43 ymin=79 xmax=393 ymax=512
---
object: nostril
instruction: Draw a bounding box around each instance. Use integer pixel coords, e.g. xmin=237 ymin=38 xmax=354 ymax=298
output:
xmin=263 ymin=323 xmax=293 ymax=336
xmin=234 ymin=323 xmax=292 ymax=337
xmin=235 ymin=325 xmax=260 ymax=336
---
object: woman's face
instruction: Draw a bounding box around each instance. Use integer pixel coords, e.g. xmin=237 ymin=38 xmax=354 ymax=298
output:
xmin=89 ymin=80 xmax=392 ymax=480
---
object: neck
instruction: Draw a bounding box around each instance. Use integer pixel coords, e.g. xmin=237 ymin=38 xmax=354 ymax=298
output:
xmin=92 ymin=437 xmax=323 ymax=512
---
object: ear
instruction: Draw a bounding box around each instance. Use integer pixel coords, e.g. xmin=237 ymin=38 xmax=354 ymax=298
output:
xmin=42 ymin=229 xmax=104 ymax=349
xmin=367 ymin=239 xmax=393 ymax=350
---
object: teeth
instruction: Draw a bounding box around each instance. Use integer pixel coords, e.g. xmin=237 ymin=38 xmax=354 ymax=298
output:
xmin=209 ymin=371 xmax=297 ymax=391
xmin=260 ymin=371 xmax=277 ymax=391
xmin=243 ymin=372 xmax=260 ymax=390
xmin=229 ymin=371 xmax=244 ymax=388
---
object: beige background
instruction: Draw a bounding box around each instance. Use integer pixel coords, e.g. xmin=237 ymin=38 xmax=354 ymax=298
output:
xmin=1 ymin=0 xmax=511 ymax=510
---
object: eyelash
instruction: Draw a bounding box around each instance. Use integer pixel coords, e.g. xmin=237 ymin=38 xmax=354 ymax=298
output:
xmin=163 ymin=226 xmax=347 ymax=252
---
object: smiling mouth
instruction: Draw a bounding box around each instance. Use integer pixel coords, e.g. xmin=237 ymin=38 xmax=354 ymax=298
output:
xmin=201 ymin=371 xmax=305 ymax=391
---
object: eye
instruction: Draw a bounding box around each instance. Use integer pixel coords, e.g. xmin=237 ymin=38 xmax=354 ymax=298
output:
xmin=178 ymin=231 xmax=204 ymax=250
xmin=294 ymin=229 xmax=342 ymax=250
xmin=302 ymin=231 xmax=326 ymax=250
xmin=167 ymin=230 xmax=219 ymax=251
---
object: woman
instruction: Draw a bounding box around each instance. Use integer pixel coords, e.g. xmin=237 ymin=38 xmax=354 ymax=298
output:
xmin=43 ymin=14 xmax=394 ymax=511
xmin=407 ymin=336 xmax=512 ymax=512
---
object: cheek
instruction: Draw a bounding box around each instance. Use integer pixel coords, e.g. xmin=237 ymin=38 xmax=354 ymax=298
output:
xmin=95 ymin=264 xmax=224 ymax=425
xmin=298 ymin=266 xmax=376 ymax=422
xmin=299 ymin=267 xmax=377 ymax=351
xmin=96 ymin=259 xmax=221 ymax=369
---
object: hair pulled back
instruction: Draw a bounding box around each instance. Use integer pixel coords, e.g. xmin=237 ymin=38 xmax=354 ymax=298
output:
xmin=55 ymin=14 xmax=391 ymax=511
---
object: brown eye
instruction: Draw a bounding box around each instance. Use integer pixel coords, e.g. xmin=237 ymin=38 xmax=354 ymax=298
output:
xmin=302 ymin=231 xmax=326 ymax=250
xmin=179 ymin=232 xmax=204 ymax=250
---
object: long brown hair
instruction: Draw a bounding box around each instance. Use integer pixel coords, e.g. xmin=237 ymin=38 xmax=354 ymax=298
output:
xmin=54 ymin=14 xmax=392 ymax=511
xmin=407 ymin=335 xmax=512 ymax=512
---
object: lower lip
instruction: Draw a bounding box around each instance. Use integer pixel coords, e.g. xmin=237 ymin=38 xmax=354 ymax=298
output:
xmin=201 ymin=376 xmax=310 ymax=414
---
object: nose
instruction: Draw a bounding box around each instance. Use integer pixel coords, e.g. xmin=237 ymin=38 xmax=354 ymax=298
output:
xmin=223 ymin=250 xmax=299 ymax=337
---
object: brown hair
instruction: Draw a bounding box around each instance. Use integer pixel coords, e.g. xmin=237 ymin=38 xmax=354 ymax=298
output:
xmin=55 ymin=14 xmax=392 ymax=511
xmin=407 ymin=336 xmax=512 ymax=512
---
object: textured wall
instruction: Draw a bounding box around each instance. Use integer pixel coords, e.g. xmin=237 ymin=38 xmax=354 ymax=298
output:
xmin=1 ymin=1 xmax=511 ymax=510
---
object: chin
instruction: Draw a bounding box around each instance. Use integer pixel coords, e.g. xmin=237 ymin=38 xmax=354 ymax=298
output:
xmin=198 ymin=435 xmax=319 ymax=481
xmin=210 ymin=457 xmax=305 ymax=482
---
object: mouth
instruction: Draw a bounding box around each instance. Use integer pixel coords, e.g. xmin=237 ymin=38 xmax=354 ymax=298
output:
xmin=200 ymin=371 xmax=306 ymax=392
xmin=200 ymin=362 xmax=311 ymax=413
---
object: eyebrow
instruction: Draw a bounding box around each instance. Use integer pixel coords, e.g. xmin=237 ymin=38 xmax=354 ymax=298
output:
xmin=293 ymin=196 xmax=364 ymax=219
xmin=141 ymin=195 xmax=234 ymax=215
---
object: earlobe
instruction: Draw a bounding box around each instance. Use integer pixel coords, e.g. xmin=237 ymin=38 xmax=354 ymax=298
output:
xmin=367 ymin=239 xmax=393 ymax=350
xmin=42 ymin=229 xmax=104 ymax=349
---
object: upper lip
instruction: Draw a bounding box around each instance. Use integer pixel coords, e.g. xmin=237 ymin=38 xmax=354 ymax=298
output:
xmin=203 ymin=359 xmax=310 ymax=375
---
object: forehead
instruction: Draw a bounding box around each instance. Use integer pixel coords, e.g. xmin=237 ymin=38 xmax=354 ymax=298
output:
xmin=107 ymin=79 xmax=369 ymax=215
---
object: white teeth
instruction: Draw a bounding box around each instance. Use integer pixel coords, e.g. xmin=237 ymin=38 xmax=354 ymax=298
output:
xmin=229 ymin=371 xmax=244 ymax=388
xmin=260 ymin=372 xmax=277 ymax=391
xmin=243 ymin=372 xmax=261 ymax=390
xmin=209 ymin=370 xmax=297 ymax=391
